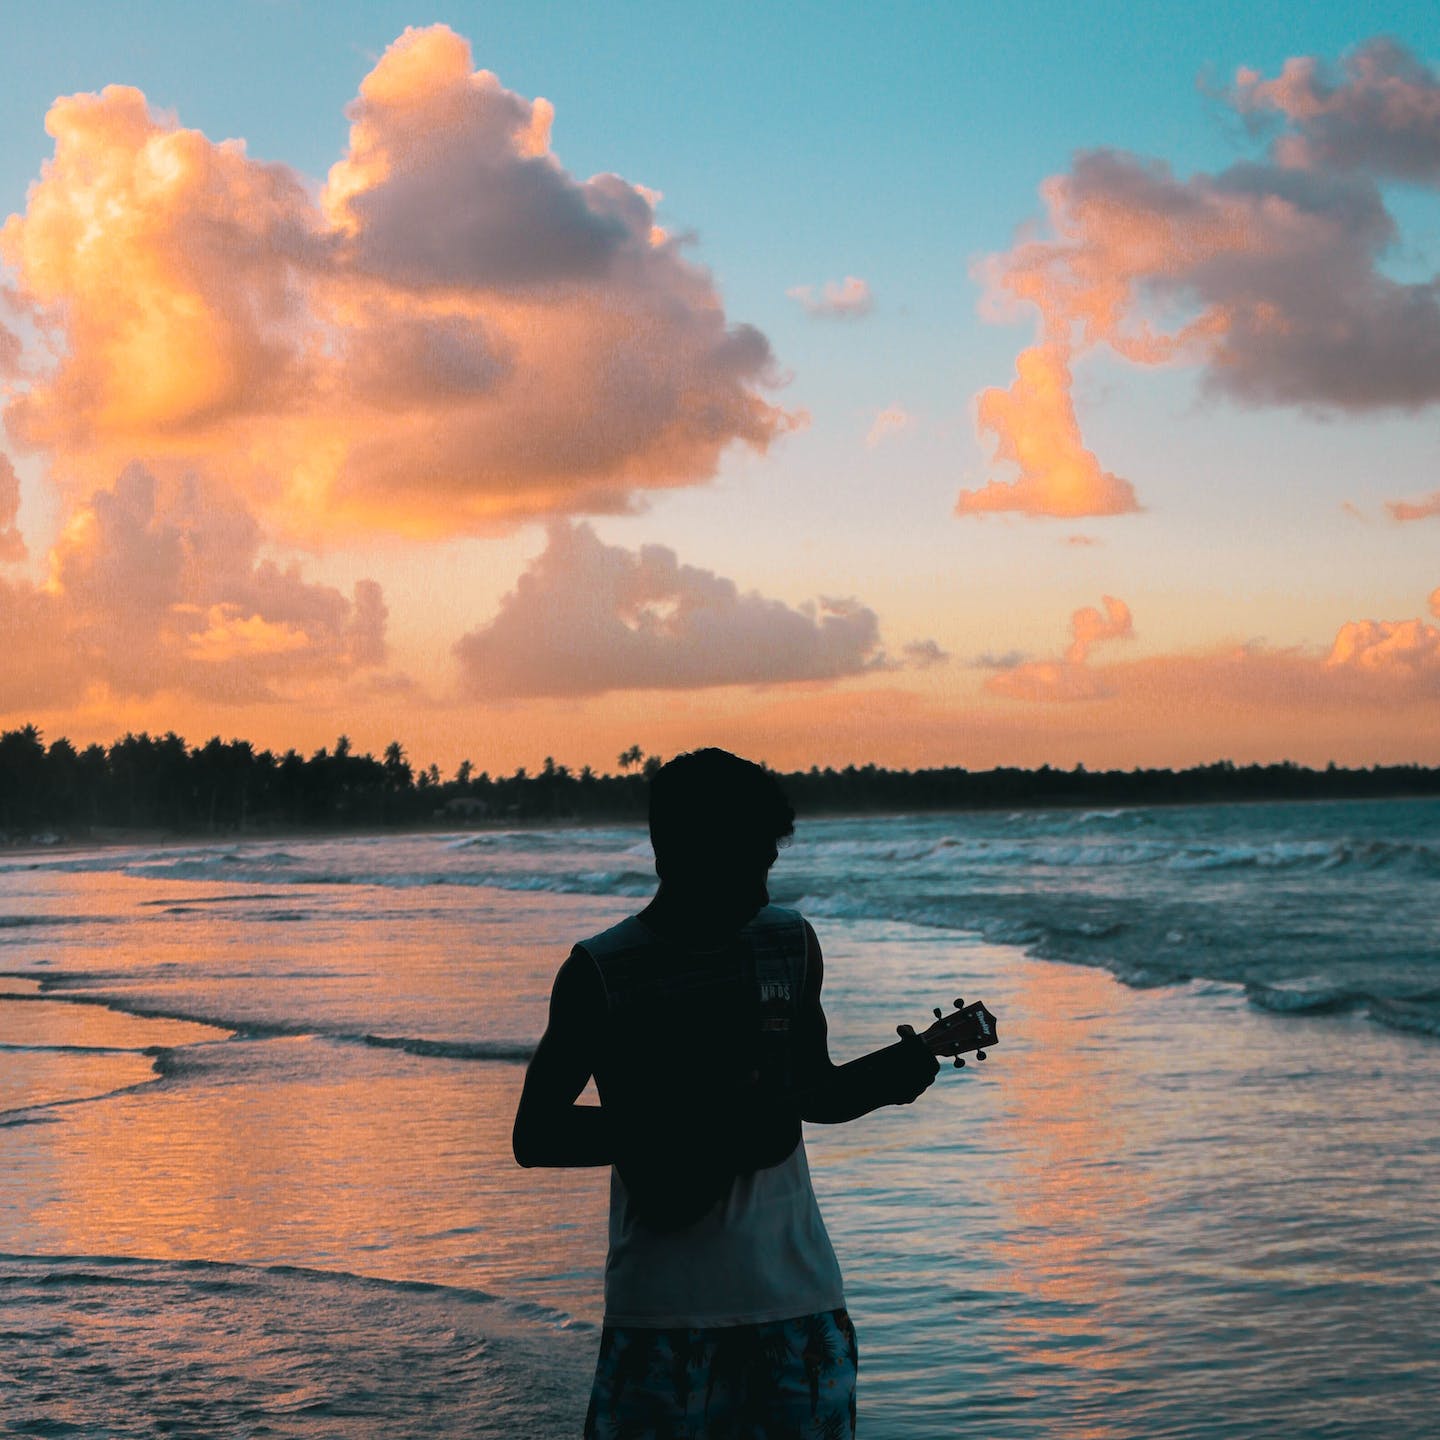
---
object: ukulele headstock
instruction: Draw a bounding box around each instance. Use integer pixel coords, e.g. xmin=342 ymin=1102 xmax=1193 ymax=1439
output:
xmin=918 ymin=998 xmax=998 ymax=1068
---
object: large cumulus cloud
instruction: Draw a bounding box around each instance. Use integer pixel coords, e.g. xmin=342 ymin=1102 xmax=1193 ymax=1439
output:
xmin=453 ymin=522 xmax=939 ymax=698
xmin=0 ymin=464 xmax=389 ymax=709
xmin=1 ymin=25 xmax=794 ymax=538
xmin=968 ymin=37 xmax=1440 ymax=518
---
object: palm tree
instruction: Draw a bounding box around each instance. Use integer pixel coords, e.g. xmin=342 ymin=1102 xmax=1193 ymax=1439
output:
xmin=0 ymin=724 xmax=46 ymax=830
xmin=617 ymin=744 xmax=644 ymax=773
xmin=382 ymin=740 xmax=412 ymax=789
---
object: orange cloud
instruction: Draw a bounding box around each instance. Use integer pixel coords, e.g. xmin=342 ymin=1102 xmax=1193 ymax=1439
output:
xmin=986 ymin=659 xmax=1115 ymax=703
xmin=988 ymin=590 xmax=1440 ymax=711
xmin=787 ymin=276 xmax=873 ymax=318
xmin=0 ymin=322 xmax=21 ymax=379
xmin=986 ymin=594 xmax=1133 ymax=702
xmin=1067 ymin=594 xmax=1133 ymax=662
xmin=865 ymin=404 xmax=912 ymax=448
xmin=453 ymin=522 xmax=937 ymax=698
xmin=970 ymin=39 xmax=1440 ymax=517
xmin=1387 ymin=491 xmax=1440 ymax=522
xmin=961 ymin=345 xmax=1139 ymax=517
xmin=0 ymin=454 xmax=24 ymax=562
xmin=1325 ymin=617 xmax=1440 ymax=677
xmin=1 ymin=25 xmax=794 ymax=539
xmin=0 ymin=465 xmax=389 ymax=710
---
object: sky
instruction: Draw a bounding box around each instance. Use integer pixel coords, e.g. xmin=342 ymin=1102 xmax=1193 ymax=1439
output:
xmin=1 ymin=0 xmax=1439 ymax=774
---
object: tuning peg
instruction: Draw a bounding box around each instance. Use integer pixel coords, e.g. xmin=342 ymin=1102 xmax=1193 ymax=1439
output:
xmin=953 ymin=998 xmax=964 ymax=1009
xmin=953 ymin=1057 xmax=965 ymax=1068
xmin=933 ymin=1006 xmax=943 ymax=1019
xmin=975 ymin=1049 xmax=987 ymax=1062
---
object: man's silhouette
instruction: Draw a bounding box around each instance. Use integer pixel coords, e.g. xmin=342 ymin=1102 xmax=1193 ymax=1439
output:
xmin=513 ymin=748 xmax=939 ymax=1438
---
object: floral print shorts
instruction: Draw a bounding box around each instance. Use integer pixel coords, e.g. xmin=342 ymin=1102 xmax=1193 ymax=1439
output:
xmin=584 ymin=1306 xmax=858 ymax=1440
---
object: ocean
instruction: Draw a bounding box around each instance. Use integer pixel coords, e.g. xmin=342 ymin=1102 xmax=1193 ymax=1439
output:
xmin=2 ymin=797 xmax=1437 ymax=1437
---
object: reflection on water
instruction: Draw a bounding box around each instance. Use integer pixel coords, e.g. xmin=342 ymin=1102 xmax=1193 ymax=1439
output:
xmin=992 ymin=961 xmax=1137 ymax=1440
xmin=7 ymin=1032 xmax=609 ymax=1309
xmin=2 ymin=834 xmax=1438 ymax=1438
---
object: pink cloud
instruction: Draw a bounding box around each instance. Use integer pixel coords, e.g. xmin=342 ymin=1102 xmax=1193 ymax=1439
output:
xmin=987 ymin=589 xmax=1440 ymax=711
xmin=1 ymin=25 xmax=795 ymax=539
xmin=969 ymin=39 xmax=1440 ymax=517
xmin=0 ymin=322 xmax=22 ymax=380
xmin=1325 ymin=616 xmax=1440 ymax=678
xmin=787 ymin=276 xmax=873 ymax=318
xmin=987 ymin=659 xmax=1116 ymax=703
xmin=325 ymin=29 xmax=624 ymax=291
xmin=1066 ymin=594 xmax=1133 ymax=662
xmin=453 ymin=522 xmax=935 ymax=698
xmin=0 ymin=454 xmax=24 ymax=562
xmin=1230 ymin=38 xmax=1440 ymax=181
xmin=865 ymin=404 xmax=913 ymax=447
xmin=986 ymin=594 xmax=1133 ymax=702
xmin=0 ymin=465 xmax=389 ymax=710
xmin=1387 ymin=491 xmax=1440 ymax=522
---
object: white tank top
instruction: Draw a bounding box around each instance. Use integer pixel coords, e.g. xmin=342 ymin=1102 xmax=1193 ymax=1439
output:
xmin=603 ymin=1134 xmax=845 ymax=1328
xmin=580 ymin=907 xmax=846 ymax=1328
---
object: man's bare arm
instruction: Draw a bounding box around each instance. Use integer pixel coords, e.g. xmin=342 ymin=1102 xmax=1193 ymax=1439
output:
xmin=793 ymin=920 xmax=939 ymax=1124
xmin=512 ymin=949 xmax=614 ymax=1167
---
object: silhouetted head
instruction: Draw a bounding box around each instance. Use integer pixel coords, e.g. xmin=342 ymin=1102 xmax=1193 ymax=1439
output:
xmin=648 ymin=749 xmax=794 ymax=904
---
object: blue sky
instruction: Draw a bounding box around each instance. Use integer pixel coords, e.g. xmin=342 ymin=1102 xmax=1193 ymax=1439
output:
xmin=1 ymin=3 xmax=1438 ymax=768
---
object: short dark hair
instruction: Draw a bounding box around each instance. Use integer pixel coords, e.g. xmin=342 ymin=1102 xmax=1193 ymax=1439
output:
xmin=648 ymin=748 xmax=795 ymax=875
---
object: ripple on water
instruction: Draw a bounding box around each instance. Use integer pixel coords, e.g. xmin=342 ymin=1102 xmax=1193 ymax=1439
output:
xmin=0 ymin=998 xmax=229 ymax=1117
xmin=0 ymin=1255 xmax=593 ymax=1440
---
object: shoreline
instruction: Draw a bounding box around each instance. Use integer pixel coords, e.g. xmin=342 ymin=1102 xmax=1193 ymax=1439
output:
xmin=4 ymin=787 xmax=1438 ymax=862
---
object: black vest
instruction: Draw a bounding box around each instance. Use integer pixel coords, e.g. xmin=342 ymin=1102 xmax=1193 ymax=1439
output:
xmin=578 ymin=905 xmax=805 ymax=1229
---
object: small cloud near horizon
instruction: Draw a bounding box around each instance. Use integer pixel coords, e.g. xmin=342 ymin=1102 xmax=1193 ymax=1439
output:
xmin=902 ymin=638 xmax=949 ymax=668
xmin=985 ymin=586 xmax=1440 ymax=710
xmin=986 ymin=595 xmax=1133 ymax=702
xmin=865 ymin=404 xmax=913 ymax=448
xmin=1387 ymin=491 xmax=1440 ymax=522
xmin=787 ymin=275 xmax=873 ymax=318
xmin=969 ymin=649 xmax=1029 ymax=671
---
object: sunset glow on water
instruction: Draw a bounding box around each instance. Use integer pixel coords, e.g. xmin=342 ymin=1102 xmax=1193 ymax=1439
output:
xmin=3 ymin=811 xmax=1437 ymax=1435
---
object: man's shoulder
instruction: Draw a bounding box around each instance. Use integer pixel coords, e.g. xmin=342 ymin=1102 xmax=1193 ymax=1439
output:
xmin=574 ymin=913 xmax=651 ymax=962
xmin=745 ymin=903 xmax=807 ymax=937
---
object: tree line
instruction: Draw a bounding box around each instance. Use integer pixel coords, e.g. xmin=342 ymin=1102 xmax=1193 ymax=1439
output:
xmin=1 ymin=723 xmax=1438 ymax=840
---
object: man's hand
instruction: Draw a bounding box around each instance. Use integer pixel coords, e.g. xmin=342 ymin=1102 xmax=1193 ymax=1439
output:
xmin=892 ymin=1025 xmax=941 ymax=1104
